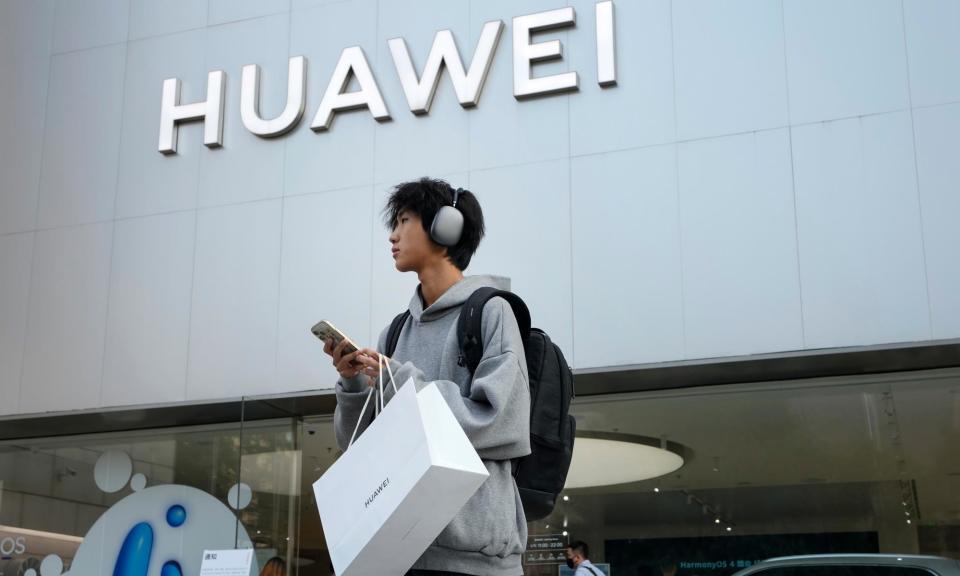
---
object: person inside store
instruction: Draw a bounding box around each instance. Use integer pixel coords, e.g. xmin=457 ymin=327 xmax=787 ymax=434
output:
xmin=565 ymin=540 xmax=602 ymax=575
xmin=323 ymin=177 xmax=531 ymax=576
xmin=658 ymin=557 xmax=678 ymax=576
xmin=259 ymin=556 xmax=286 ymax=576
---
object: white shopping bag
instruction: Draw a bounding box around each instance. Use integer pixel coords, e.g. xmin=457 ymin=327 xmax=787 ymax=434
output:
xmin=313 ymin=358 xmax=489 ymax=576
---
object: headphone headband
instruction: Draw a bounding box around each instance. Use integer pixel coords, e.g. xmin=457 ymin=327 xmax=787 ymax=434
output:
xmin=452 ymin=187 xmax=462 ymax=208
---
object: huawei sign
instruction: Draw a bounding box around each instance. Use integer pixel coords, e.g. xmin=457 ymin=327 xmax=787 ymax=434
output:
xmin=158 ymin=2 xmax=617 ymax=154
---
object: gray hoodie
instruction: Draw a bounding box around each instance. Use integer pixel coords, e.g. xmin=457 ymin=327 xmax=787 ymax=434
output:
xmin=334 ymin=275 xmax=531 ymax=576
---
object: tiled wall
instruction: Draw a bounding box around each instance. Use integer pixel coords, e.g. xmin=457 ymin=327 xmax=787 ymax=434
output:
xmin=1 ymin=0 xmax=958 ymax=415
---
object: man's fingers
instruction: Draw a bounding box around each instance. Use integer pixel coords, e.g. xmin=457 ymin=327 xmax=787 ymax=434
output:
xmin=340 ymin=349 xmax=368 ymax=366
xmin=336 ymin=356 xmax=358 ymax=375
xmin=357 ymin=347 xmax=382 ymax=361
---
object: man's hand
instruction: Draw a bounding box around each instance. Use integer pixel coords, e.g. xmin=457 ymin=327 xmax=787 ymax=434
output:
xmin=352 ymin=347 xmax=384 ymax=385
xmin=323 ymin=339 xmax=384 ymax=386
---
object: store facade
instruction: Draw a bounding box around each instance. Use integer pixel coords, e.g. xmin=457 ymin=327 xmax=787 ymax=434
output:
xmin=1 ymin=0 xmax=959 ymax=574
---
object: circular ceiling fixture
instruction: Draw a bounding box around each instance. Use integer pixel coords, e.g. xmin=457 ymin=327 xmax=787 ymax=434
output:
xmin=563 ymin=431 xmax=688 ymax=489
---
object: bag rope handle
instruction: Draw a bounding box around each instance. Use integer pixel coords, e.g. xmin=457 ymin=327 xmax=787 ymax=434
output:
xmin=347 ymin=353 xmax=399 ymax=449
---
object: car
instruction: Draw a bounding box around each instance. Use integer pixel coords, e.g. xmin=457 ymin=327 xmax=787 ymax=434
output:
xmin=730 ymin=554 xmax=960 ymax=576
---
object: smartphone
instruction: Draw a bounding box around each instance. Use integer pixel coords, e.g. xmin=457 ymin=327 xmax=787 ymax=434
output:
xmin=311 ymin=319 xmax=359 ymax=355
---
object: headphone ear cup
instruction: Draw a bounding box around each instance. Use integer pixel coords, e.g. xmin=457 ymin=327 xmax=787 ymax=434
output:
xmin=430 ymin=206 xmax=464 ymax=247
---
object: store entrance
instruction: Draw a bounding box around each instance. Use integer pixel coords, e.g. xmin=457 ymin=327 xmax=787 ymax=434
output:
xmin=522 ymin=368 xmax=960 ymax=576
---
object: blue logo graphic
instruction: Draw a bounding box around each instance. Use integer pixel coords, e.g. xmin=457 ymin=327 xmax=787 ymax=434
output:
xmin=113 ymin=522 xmax=153 ymax=576
xmin=166 ymin=505 xmax=187 ymax=528
xmin=50 ymin=451 xmax=258 ymax=576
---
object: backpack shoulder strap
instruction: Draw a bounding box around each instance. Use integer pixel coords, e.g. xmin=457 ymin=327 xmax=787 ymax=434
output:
xmin=584 ymin=565 xmax=601 ymax=576
xmin=456 ymin=287 xmax=531 ymax=373
xmin=385 ymin=310 xmax=410 ymax=357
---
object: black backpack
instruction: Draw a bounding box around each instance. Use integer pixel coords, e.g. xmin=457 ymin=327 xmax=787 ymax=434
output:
xmin=385 ymin=287 xmax=576 ymax=521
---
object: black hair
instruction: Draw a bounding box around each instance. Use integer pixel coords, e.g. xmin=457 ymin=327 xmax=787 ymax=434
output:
xmin=567 ymin=540 xmax=590 ymax=559
xmin=382 ymin=177 xmax=485 ymax=271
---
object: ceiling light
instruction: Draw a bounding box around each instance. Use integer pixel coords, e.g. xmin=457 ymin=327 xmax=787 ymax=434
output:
xmin=563 ymin=495 xmax=570 ymax=502
xmin=564 ymin=432 xmax=687 ymax=489
xmin=715 ymin=519 xmax=721 ymax=524
xmin=654 ymin=487 xmax=660 ymax=493
xmin=726 ymin=527 xmax=732 ymax=532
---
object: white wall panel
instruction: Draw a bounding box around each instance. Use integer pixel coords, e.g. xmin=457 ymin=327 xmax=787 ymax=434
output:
xmin=568 ymin=0 xmax=675 ymax=156
xmin=0 ymin=0 xmax=54 ymax=235
xmin=571 ymin=145 xmax=683 ymax=368
xmin=0 ymin=233 xmax=34 ymax=416
xmin=903 ymin=0 xmax=960 ymax=108
xmin=678 ymin=129 xmax=803 ymax=359
xmin=913 ymin=103 xmax=960 ymax=338
xmin=20 ymin=223 xmax=113 ymax=413
xmin=292 ymin=0 xmax=344 ymax=10
xmin=52 ymin=0 xmax=129 ymax=54
xmin=187 ymin=200 xmax=282 ymax=400
xmin=199 ymin=14 xmax=289 ymax=208
xmin=285 ymin=0 xmax=378 ymax=196
xmin=673 ymin=0 xmax=789 ymax=140
xmin=469 ymin=161 xmax=574 ymax=360
xmin=129 ymin=0 xmax=207 ymax=41
xmin=277 ymin=187 xmax=374 ymax=392
xmin=783 ymin=0 xmax=910 ymax=124
xmin=0 ymin=0 xmax=954 ymax=419
xmin=793 ymin=111 xmax=930 ymax=348
xmin=102 ymin=212 xmax=195 ymax=407
xmin=374 ymin=0 xmax=470 ymax=183
xmin=116 ymin=29 xmax=206 ymax=219
xmin=208 ymin=0 xmax=289 ymax=27
xmin=468 ymin=0 xmax=570 ymax=170
xmin=38 ymin=45 xmax=126 ymax=229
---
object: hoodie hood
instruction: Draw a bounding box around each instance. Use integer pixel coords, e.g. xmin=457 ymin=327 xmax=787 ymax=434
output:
xmin=409 ymin=274 xmax=511 ymax=322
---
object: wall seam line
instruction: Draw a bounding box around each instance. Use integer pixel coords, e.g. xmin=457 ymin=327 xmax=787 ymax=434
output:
xmin=899 ymin=0 xmax=936 ymax=339
xmin=781 ymin=0 xmax=807 ymax=348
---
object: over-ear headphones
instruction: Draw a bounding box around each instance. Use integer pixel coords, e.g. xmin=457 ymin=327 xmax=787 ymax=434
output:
xmin=430 ymin=187 xmax=465 ymax=247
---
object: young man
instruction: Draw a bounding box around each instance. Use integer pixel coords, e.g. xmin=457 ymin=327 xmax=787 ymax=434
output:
xmin=323 ymin=178 xmax=531 ymax=576
xmin=565 ymin=540 xmax=602 ymax=576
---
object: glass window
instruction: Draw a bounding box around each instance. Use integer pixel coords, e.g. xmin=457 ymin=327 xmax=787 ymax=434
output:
xmin=0 ymin=410 xmax=305 ymax=576
xmin=521 ymin=370 xmax=960 ymax=576
xmin=3 ymin=369 xmax=958 ymax=576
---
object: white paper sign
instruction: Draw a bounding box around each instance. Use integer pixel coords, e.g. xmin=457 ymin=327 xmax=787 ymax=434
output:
xmin=199 ymin=549 xmax=254 ymax=576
